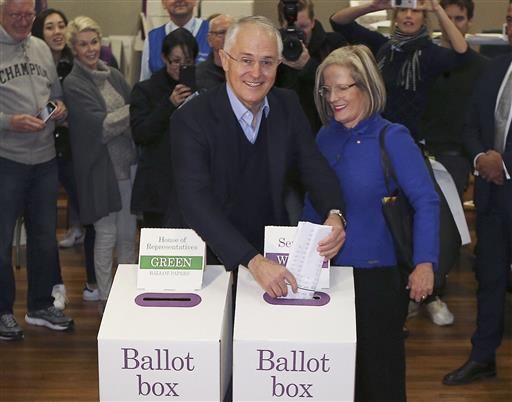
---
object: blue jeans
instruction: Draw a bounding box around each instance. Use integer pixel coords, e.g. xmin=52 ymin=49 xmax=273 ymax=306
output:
xmin=0 ymin=156 xmax=59 ymax=313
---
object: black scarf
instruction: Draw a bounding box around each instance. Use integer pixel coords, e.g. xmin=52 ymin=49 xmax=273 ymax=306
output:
xmin=378 ymin=26 xmax=430 ymax=91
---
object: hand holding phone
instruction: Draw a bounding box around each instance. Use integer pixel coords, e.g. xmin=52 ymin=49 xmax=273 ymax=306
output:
xmin=37 ymin=101 xmax=57 ymax=123
xmin=179 ymin=64 xmax=196 ymax=90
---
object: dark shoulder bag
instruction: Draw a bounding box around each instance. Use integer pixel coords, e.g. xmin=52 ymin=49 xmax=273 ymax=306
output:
xmin=379 ymin=127 xmax=461 ymax=287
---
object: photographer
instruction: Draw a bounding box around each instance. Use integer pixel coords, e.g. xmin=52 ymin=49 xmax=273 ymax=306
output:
xmin=275 ymin=0 xmax=347 ymax=133
xmin=330 ymin=0 xmax=468 ymax=141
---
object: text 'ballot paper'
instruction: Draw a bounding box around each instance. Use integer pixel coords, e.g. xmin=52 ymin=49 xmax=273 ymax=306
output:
xmin=284 ymin=221 xmax=332 ymax=300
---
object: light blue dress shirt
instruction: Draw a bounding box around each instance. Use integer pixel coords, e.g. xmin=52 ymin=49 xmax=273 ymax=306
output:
xmin=226 ymin=84 xmax=270 ymax=144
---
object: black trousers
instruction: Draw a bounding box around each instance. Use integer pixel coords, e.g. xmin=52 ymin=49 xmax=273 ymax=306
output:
xmin=471 ymin=185 xmax=512 ymax=362
xmin=353 ymin=267 xmax=409 ymax=402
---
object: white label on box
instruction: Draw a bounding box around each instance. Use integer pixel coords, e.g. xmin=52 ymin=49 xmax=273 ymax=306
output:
xmin=264 ymin=226 xmax=330 ymax=289
xmin=137 ymin=228 xmax=205 ymax=290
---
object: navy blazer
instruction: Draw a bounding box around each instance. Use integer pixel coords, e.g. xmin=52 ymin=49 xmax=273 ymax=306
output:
xmin=464 ymin=53 xmax=512 ymax=212
xmin=168 ymin=84 xmax=344 ymax=269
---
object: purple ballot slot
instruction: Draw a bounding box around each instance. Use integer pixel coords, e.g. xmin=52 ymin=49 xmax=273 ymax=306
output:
xmin=134 ymin=293 xmax=202 ymax=307
xmin=263 ymin=292 xmax=330 ymax=306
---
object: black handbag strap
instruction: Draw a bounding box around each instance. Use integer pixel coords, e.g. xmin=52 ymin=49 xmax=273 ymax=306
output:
xmin=379 ymin=124 xmax=397 ymax=195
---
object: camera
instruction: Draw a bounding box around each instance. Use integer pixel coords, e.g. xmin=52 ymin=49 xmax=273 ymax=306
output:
xmin=279 ymin=0 xmax=305 ymax=61
xmin=391 ymin=0 xmax=417 ymax=8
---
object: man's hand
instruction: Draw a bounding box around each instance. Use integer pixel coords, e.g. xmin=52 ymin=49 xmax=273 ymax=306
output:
xmin=476 ymin=151 xmax=504 ymax=185
xmin=407 ymin=262 xmax=434 ymax=302
xmin=51 ymin=100 xmax=67 ymax=121
xmin=282 ymin=43 xmax=311 ymax=70
xmin=247 ymin=254 xmax=298 ymax=298
xmin=10 ymin=114 xmax=45 ymax=133
xmin=317 ymin=214 xmax=346 ymax=259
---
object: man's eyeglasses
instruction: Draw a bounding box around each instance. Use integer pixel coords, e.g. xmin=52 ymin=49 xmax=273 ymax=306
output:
xmin=222 ymin=50 xmax=280 ymax=71
xmin=506 ymin=16 xmax=512 ymax=24
xmin=318 ymin=83 xmax=357 ymax=97
xmin=7 ymin=12 xmax=36 ymax=22
xmin=209 ymin=30 xmax=227 ymax=37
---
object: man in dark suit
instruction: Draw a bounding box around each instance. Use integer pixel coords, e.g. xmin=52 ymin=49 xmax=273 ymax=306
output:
xmin=443 ymin=1 xmax=512 ymax=385
xmin=168 ymin=16 xmax=346 ymax=298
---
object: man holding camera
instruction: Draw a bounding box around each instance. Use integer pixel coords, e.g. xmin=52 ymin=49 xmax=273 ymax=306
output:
xmin=275 ymin=0 xmax=347 ymax=133
xmin=0 ymin=0 xmax=73 ymax=341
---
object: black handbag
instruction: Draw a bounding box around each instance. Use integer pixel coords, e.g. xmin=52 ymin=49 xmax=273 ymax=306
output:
xmin=379 ymin=126 xmax=461 ymax=286
xmin=379 ymin=126 xmax=414 ymax=272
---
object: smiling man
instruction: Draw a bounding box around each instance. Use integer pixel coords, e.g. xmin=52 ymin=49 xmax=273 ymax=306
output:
xmin=0 ymin=0 xmax=73 ymax=341
xmin=140 ymin=0 xmax=210 ymax=80
xmin=167 ymin=16 xmax=346 ymax=297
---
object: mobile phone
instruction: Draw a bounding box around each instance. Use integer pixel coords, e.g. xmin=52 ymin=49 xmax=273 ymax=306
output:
xmin=37 ymin=101 xmax=57 ymax=123
xmin=391 ymin=0 xmax=417 ymax=8
xmin=179 ymin=64 xmax=196 ymax=90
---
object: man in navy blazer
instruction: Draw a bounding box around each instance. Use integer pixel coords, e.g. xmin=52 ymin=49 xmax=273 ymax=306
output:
xmin=168 ymin=16 xmax=346 ymax=298
xmin=443 ymin=1 xmax=512 ymax=385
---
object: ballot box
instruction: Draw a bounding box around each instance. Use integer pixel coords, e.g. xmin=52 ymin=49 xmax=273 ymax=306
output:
xmin=233 ymin=266 xmax=356 ymax=402
xmin=98 ymin=264 xmax=233 ymax=402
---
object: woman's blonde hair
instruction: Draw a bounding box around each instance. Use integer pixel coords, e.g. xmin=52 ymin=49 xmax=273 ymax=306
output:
xmin=314 ymin=45 xmax=386 ymax=126
xmin=65 ymin=16 xmax=102 ymax=48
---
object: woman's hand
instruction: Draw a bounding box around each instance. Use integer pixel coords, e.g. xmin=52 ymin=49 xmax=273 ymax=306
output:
xmin=407 ymin=262 xmax=434 ymax=302
xmin=169 ymin=84 xmax=193 ymax=107
xmin=371 ymin=0 xmax=392 ymax=11
xmin=415 ymin=0 xmax=440 ymax=12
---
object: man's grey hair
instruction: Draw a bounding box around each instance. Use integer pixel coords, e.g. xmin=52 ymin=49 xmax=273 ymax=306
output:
xmin=0 ymin=0 xmax=35 ymax=10
xmin=223 ymin=15 xmax=283 ymax=56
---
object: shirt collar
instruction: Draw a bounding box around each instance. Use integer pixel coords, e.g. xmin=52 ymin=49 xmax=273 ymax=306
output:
xmin=225 ymin=83 xmax=270 ymax=122
xmin=166 ymin=17 xmax=198 ymax=35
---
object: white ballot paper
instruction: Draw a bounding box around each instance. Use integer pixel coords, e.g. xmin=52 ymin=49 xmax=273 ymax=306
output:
xmin=284 ymin=221 xmax=332 ymax=299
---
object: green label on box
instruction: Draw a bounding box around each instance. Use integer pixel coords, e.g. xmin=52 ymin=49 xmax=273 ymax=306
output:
xmin=139 ymin=256 xmax=204 ymax=270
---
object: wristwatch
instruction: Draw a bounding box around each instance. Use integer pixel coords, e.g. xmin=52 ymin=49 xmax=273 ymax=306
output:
xmin=328 ymin=209 xmax=347 ymax=228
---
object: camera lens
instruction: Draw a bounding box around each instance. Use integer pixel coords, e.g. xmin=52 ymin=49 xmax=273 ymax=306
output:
xmin=282 ymin=34 xmax=303 ymax=61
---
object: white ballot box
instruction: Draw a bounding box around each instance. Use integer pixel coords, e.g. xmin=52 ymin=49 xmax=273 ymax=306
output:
xmin=98 ymin=264 xmax=233 ymax=402
xmin=233 ymin=267 xmax=356 ymax=402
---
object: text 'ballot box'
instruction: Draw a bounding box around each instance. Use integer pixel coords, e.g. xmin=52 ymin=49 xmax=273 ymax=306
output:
xmin=98 ymin=265 xmax=232 ymax=402
xmin=233 ymin=267 xmax=356 ymax=402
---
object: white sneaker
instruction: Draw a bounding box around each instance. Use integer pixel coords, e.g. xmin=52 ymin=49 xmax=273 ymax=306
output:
xmin=407 ymin=301 xmax=420 ymax=319
xmin=59 ymin=226 xmax=84 ymax=248
xmin=426 ymin=297 xmax=454 ymax=326
xmin=83 ymin=284 xmax=99 ymax=302
xmin=52 ymin=284 xmax=67 ymax=310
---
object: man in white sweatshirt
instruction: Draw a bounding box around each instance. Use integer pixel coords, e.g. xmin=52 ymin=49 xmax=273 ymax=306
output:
xmin=0 ymin=0 xmax=73 ymax=341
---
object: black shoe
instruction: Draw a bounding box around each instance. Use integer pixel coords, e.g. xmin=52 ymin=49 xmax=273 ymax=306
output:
xmin=443 ymin=359 xmax=496 ymax=385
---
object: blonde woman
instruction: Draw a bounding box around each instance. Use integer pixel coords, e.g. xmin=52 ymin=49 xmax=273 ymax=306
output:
xmin=63 ymin=16 xmax=137 ymax=309
xmin=303 ymin=45 xmax=439 ymax=402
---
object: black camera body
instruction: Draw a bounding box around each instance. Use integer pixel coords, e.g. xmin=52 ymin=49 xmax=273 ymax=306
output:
xmin=280 ymin=0 xmax=305 ymax=61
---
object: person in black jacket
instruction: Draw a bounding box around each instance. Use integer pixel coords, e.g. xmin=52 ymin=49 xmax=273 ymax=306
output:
xmin=167 ymin=16 xmax=346 ymax=297
xmin=275 ymin=0 xmax=347 ymax=133
xmin=443 ymin=2 xmax=512 ymax=386
xmin=130 ymin=29 xmax=198 ymax=228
